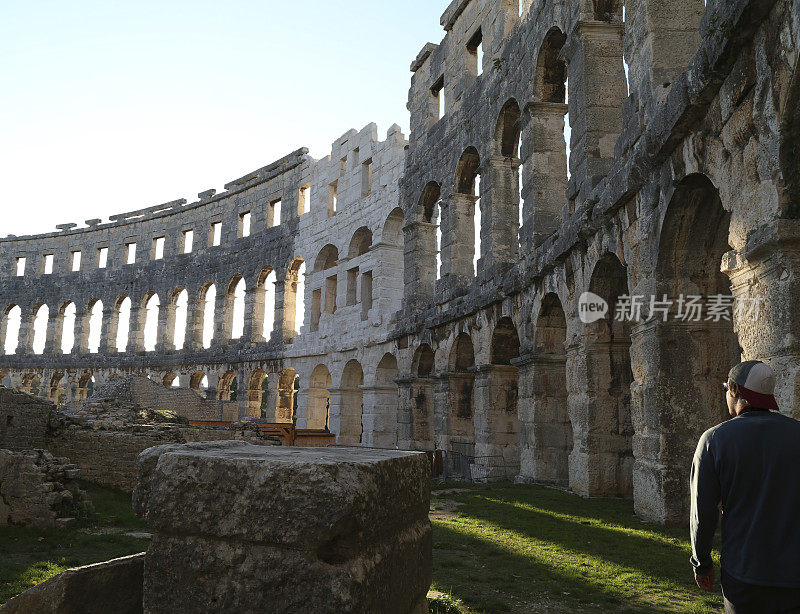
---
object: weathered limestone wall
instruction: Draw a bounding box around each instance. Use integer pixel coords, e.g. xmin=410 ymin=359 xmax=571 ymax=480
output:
xmin=0 ymin=0 xmax=797 ymax=526
xmin=397 ymin=0 xmax=800 ymax=524
xmin=0 ymin=387 xmax=53 ymax=450
xmin=0 ymin=124 xmax=408 ymax=450
xmin=0 ymin=448 xmax=88 ymax=528
xmin=133 ymin=442 xmax=432 ymax=614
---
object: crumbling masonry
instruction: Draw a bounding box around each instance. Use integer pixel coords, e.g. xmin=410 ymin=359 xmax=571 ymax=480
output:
xmin=1 ymin=0 xmax=798 ymax=524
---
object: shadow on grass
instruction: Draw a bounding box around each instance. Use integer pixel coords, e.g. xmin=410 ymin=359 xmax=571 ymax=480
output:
xmin=432 ymin=483 xmax=723 ymax=613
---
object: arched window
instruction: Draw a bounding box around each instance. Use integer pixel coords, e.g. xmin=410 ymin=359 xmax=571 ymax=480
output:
xmin=143 ymin=294 xmax=160 ymax=352
xmin=87 ymin=300 xmax=103 ymax=354
xmin=257 ymin=269 xmax=277 ymax=340
xmin=32 ymin=304 xmax=49 ymax=355
xmin=228 ymin=276 xmax=246 ymax=339
xmin=60 ymin=302 xmax=76 ymax=354
xmin=455 ymin=147 xmax=481 ymax=277
xmin=348 ymin=227 xmax=372 ymax=258
xmin=2 ymin=305 xmax=22 ymax=355
xmin=285 ymin=259 xmax=306 ymax=336
xmin=530 ymin=27 xmax=569 ymax=246
xmin=201 ymin=284 xmax=217 ymax=348
xmin=172 ymin=289 xmax=189 ymax=350
xmin=115 ymin=297 xmax=132 ymax=352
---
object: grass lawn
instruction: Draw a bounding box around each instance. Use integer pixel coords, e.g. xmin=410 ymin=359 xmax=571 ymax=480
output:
xmin=1 ymin=479 xmax=723 ymax=613
xmin=0 ymin=481 xmax=151 ymax=605
xmin=429 ymin=482 xmax=724 ymax=613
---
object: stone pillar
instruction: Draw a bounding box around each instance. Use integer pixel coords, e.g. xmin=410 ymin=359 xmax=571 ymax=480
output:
xmin=361 ymin=385 xmax=399 ymax=449
xmin=17 ymin=308 xmax=35 ymax=355
xmin=526 ymin=102 xmax=569 ymax=248
xmin=161 ymin=303 xmax=177 ymax=352
xmin=73 ymin=309 xmax=90 ymax=356
xmin=133 ymin=442 xmax=432 ymax=614
xmin=245 ymin=286 xmax=265 ymax=343
xmin=396 ymin=377 xmax=413 ymax=450
xmin=480 ymin=157 xmax=521 ymax=274
xmin=623 ymin=0 xmax=704 ymax=119
xmin=440 ymin=193 xmax=478 ymax=284
xmin=721 ymin=220 xmax=800 ymax=417
xmin=567 ymin=21 xmax=627 ymax=199
xmin=0 ymin=312 xmax=8 ymax=354
xmin=294 ymin=389 xmax=309 ymax=429
xmin=403 ymin=221 xmax=439 ymax=310
xmin=433 ymin=375 xmax=450 ymax=451
xmin=277 ymin=277 xmax=296 ymax=342
xmin=519 ymin=352 xmax=572 ymax=485
xmin=128 ymin=305 xmax=146 ymax=354
xmin=186 ymin=298 xmax=203 ymax=351
xmin=213 ymin=291 xmax=228 ymax=347
xmin=328 ymin=388 xmax=344 ymax=442
xmin=156 ymin=303 xmax=172 ymax=353
xmin=102 ymin=306 xmax=119 ymax=354
xmin=473 ymin=365 xmax=520 ymax=478
xmin=44 ymin=308 xmax=58 ymax=355
xmin=567 ymin=331 xmax=635 ymax=498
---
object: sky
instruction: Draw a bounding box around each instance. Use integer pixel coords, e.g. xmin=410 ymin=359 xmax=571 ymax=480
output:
xmin=0 ymin=1 xmax=446 ymax=237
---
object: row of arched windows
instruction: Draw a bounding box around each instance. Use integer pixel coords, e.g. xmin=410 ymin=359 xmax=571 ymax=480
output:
xmin=1 ymin=262 xmax=306 ymax=356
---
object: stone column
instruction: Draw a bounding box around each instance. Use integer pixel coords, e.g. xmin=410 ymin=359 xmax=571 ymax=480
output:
xmin=294 ymin=389 xmax=309 ymax=429
xmin=402 ymin=221 xmax=439 ymax=310
xmin=16 ymin=308 xmax=35 ymax=355
xmin=722 ymin=220 xmax=800 ymax=417
xmin=44 ymin=308 xmax=58 ymax=355
xmin=623 ymin=0 xmax=704 ymax=120
xmin=0 ymin=312 xmax=8 ymax=354
xmin=245 ymin=286 xmax=265 ymax=343
xmin=440 ymin=193 xmax=478 ymax=284
xmin=473 ymin=365 xmax=520 ymax=478
xmin=186 ymin=298 xmax=203 ymax=352
xmin=361 ymin=384 xmax=399 ymax=449
xmin=328 ymin=387 xmax=345 ymax=442
xmin=128 ymin=305 xmax=146 ymax=354
xmin=161 ymin=303 xmax=177 ymax=352
xmin=566 ymin=21 xmax=627 ymax=199
xmin=102 ymin=305 xmax=119 ymax=354
xmin=526 ymin=102 xmax=569 ymax=248
xmin=213 ymin=291 xmax=228 ymax=348
xmin=277 ymin=277 xmax=296 ymax=342
xmin=396 ymin=377 xmax=413 ymax=450
xmin=433 ymin=375 xmax=450 ymax=451
xmin=73 ymin=309 xmax=90 ymax=356
xmin=480 ymin=157 xmax=521 ymax=273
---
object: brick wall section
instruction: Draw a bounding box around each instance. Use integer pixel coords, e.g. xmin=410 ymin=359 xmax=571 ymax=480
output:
xmin=0 ymin=387 xmax=52 ymax=450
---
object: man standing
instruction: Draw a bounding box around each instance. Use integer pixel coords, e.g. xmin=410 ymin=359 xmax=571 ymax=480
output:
xmin=690 ymin=360 xmax=800 ymax=613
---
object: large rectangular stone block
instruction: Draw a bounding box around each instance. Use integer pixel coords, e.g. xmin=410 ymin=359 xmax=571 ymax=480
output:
xmin=133 ymin=441 xmax=431 ymax=614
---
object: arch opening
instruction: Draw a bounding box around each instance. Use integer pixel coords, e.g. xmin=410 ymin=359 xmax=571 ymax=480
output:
xmin=338 ymin=360 xmax=364 ymax=445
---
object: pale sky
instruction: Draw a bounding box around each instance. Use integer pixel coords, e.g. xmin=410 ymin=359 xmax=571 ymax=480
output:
xmin=0 ymin=1 xmax=446 ymax=237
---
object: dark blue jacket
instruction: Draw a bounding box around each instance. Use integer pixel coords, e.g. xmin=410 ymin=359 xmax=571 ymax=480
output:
xmin=690 ymin=409 xmax=800 ymax=587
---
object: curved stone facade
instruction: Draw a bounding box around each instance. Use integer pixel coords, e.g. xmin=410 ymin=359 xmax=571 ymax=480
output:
xmin=1 ymin=0 xmax=799 ymax=523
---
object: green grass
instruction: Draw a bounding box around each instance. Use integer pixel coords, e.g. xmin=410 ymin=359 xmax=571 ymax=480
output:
xmin=0 ymin=481 xmax=151 ymax=605
xmin=430 ymin=482 xmax=723 ymax=613
xmin=1 ymin=479 xmax=723 ymax=612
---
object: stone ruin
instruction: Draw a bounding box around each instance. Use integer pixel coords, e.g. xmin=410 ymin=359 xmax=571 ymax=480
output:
xmin=1 ymin=379 xmax=279 ymax=492
xmin=0 ymin=448 xmax=89 ymax=529
xmin=0 ymin=0 xmax=797 ymax=528
xmin=1 ymin=442 xmax=432 ymax=614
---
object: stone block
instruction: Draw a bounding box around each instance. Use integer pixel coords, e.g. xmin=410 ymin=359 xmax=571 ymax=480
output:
xmin=134 ymin=441 xmax=431 ymax=614
xmin=0 ymin=554 xmax=144 ymax=614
